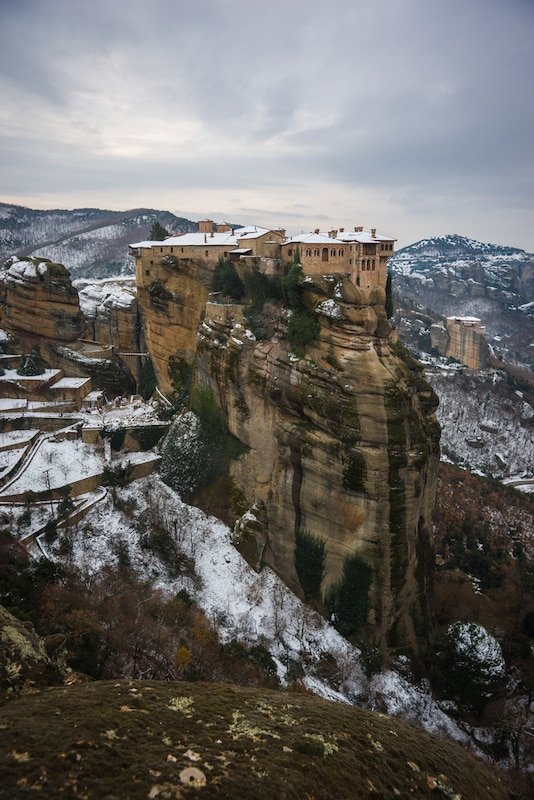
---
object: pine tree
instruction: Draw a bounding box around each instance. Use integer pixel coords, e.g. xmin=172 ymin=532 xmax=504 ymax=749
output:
xmin=148 ymin=221 xmax=170 ymax=241
xmin=385 ymin=271 xmax=394 ymax=319
xmin=139 ymin=357 xmax=157 ymax=400
xmin=18 ymin=345 xmax=45 ymax=376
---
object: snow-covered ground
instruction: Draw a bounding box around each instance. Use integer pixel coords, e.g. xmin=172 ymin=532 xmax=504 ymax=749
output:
xmin=2 ymin=438 xmax=103 ymax=494
xmin=427 ymin=370 xmax=534 ymax=479
xmin=42 ymin=470 xmax=469 ymax=745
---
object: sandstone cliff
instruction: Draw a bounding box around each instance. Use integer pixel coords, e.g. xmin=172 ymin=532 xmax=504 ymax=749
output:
xmin=136 ymin=254 xmax=213 ymax=395
xmin=191 ymin=278 xmax=439 ymax=656
xmin=0 ymin=256 xmax=85 ymax=342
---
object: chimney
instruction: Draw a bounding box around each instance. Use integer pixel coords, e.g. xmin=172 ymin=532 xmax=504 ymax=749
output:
xmin=339 ymin=227 xmax=344 ymax=233
xmin=371 ymin=228 xmax=376 ymax=238
xmin=314 ymin=228 xmax=320 ymax=235
xmin=329 ymin=230 xmax=338 ymax=239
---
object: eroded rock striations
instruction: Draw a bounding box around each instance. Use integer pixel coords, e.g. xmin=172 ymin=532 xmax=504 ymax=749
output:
xmin=144 ymin=258 xmax=440 ymax=657
xmin=136 ymin=253 xmax=213 ymax=395
xmin=0 ymin=256 xmax=85 ymax=343
xmin=195 ymin=277 xmax=439 ymax=656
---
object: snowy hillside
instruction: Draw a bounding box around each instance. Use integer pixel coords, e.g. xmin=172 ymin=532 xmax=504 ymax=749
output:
xmin=390 ymin=234 xmax=534 ymax=368
xmin=0 ymin=203 xmax=197 ymax=279
xmin=426 ymin=368 xmax=534 ymax=482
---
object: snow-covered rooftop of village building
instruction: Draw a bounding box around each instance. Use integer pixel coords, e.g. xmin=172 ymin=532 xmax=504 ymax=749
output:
xmin=52 ymin=377 xmax=91 ymax=389
xmin=235 ymin=225 xmax=275 ymax=240
xmin=285 ymin=232 xmax=343 ymax=245
xmin=447 ymin=316 xmax=482 ymax=324
xmin=286 ymin=229 xmax=395 ymax=245
xmin=130 ymin=231 xmax=239 ymax=248
xmin=130 ymin=226 xmax=278 ymax=250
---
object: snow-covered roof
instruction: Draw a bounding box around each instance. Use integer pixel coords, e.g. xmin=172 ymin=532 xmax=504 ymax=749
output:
xmin=285 ymin=232 xmax=343 ymax=245
xmin=52 ymin=377 xmax=91 ymax=389
xmin=285 ymin=229 xmax=395 ymax=245
xmin=447 ymin=316 xmax=482 ymax=324
xmin=339 ymin=230 xmax=395 ymax=243
xmin=131 ymin=231 xmax=239 ymax=248
xmin=235 ymin=226 xmax=273 ymax=240
xmin=230 ymin=248 xmax=252 ymax=254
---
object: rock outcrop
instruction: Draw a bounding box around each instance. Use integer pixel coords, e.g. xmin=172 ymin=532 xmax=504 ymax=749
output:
xmin=0 ymin=604 xmax=66 ymax=702
xmin=190 ymin=276 xmax=439 ymax=657
xmin=0 ymin=256 xmax=85 ymax=342
xmin=78 ymin=280 xmax=139 ymax=352
xmin=0 ymin=679 xmax=514 ymax=800
xmin=136 ymin=254 xmax=213 ymax=395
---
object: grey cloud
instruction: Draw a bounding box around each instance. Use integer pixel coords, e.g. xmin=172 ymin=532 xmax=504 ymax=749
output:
xmin=0 ymin=0 xmax=532 ymax=249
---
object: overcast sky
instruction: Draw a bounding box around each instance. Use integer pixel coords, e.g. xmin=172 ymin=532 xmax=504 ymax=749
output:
xmin=1 ymin=0 xmax=533 ymax=249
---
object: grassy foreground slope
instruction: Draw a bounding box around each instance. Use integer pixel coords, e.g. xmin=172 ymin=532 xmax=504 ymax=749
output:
xmin=0 ymin=680 xmax=514 ymax=800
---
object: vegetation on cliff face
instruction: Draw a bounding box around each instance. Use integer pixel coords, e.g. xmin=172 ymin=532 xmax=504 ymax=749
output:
xmin=294 ymin=529 xmax=326 ymax=602
xmin=159 ymin=386 xmax=246 ymax=501
xmin=0 ymin=680 xmax=515 ymax=800
xmin=325 ymin=553 xmax=373 ymax=639
xmin=211 ymin=257 xmax=245 ymax=300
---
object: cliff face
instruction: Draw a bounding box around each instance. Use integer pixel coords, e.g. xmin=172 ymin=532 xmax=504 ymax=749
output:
xmin=194 ymin=277 xmax=440 ymax=656
xmin=0 ymin=256 xmax=85 ymax=342
xmin=136 ymin=255 xmax=212 ymax=395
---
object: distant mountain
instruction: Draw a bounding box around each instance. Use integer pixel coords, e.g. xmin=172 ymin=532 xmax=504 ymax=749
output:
xmin=0 ymin=203 xmax=198 ymax=280
xmin=390 ymin=234 xmax=534 ymax=368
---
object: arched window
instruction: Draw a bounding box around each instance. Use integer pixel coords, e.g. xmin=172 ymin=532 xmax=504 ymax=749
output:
xmin=306 ymin=248 xmax=312 ymax=257
xmin=288 ymin=249 xmax=293 ymax=257
xmin=321 ymin=247 xmax=329 ymax=262
xmin=331 ymin=249 xmax=336 ymax=257
xmin=205 ymin=251 xmax=209 ymax=257
xmin=339 ymin=249 xmax=344 ymax=257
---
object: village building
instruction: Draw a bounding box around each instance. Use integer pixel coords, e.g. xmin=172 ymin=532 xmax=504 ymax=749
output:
xmin=130 ymin=220 xmax=395 ymax=290
xmin=281 ymin=226 xmax=395 ymax=289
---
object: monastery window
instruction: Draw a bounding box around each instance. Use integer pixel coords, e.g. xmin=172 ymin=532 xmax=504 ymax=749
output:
xmin=372 ymin=260 xmax=376 ymax=270
xmin=288 ymin=249 xmax=293 ymax=257
xmin=160 ymin=248 xmax=163 ymax=253
xmin=306 ymin=248 xmax=312 ymax=257
xmin=339 ymin=249 xmax=344 ymax=257
xmin=181 ymin=247 xmax=184 ymax=253
xmin=145 ymin=269 xmax=150 ymax=277
xmin=205 ymin=251 xmax=209 ymax=258
xmin=170 ymin=247 xmax=174 ymax=253
xmin=331 ymin=249 xmax=336 ymax=257
xmin=321 ymin=247 xmax=329 ymax=262
xmin=315 ymin=249 xmax=319 ymax=257
xmin=150 ymin=260 xmax=153 ymax=265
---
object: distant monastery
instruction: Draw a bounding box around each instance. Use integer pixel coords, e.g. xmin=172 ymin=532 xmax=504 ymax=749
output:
xmin=130 ymin=219 xmax=396 ymax=290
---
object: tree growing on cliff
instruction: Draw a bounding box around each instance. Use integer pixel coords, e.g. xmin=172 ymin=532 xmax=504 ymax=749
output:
xmin=294 ymin=529 xmax=326 ymax=602
xmin=148 ymin=221 xmax=170 ymax=241
xmin=212 ymin=257 xmax=245 ymax=301
xmin=385 ymin=271 xmax=394 ymax=319
xmin=139 ymin=356 xmax=157 ymax=401
xmin=18 ymin=345 xmax=45 ymax=376
xmin=325 ymin=553 xmax=372 ymax=639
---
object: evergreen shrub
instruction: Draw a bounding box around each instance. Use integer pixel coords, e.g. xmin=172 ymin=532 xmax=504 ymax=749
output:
xmin=325 ymin=553 xmax=372 ymax=638
xmin=212 ymin=258 xmax=245 ymax=300
xmin=294 ymin=529 xmax=326 ymax=601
